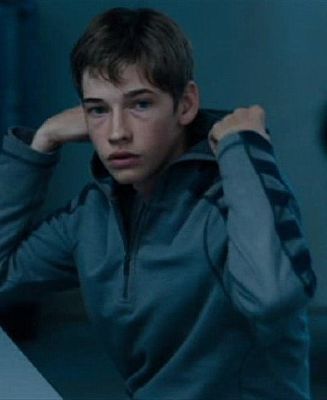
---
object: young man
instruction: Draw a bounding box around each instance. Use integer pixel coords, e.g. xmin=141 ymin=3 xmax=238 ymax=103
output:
xmin=0 ymin=7 xmax=316 ymax=400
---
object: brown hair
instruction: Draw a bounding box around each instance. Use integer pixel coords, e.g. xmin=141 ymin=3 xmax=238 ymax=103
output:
xmin=70 ymin=7 xmax=194 ymax=108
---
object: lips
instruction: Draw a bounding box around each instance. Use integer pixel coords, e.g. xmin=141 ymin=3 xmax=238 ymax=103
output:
xmin=108 ymin=151 xmax=138 ymax=160
xmin=108 ymin=151 xmax=141 ymax=169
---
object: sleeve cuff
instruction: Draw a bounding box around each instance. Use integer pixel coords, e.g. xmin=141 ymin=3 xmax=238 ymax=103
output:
xmin=217 ymin=130 xmax=273 ymax=161
xmin=2 ymin=127 xmax=60 ymax=167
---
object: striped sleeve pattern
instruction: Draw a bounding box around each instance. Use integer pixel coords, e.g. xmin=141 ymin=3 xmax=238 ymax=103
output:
xmin=239 ymin=131 xmax=316 ymax=297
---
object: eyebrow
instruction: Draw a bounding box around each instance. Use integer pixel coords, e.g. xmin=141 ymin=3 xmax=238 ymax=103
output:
xmin=82 ymin=88 xmax=156 ymax=104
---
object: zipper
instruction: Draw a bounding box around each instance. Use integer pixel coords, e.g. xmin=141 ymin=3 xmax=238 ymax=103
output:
xmin=122 ymin=253 xmax=131 ymax=298
xmin=109 ymin=180 xmax=164 ymax=301
xmin=109 ymin=198 xmax=130 ymax=299
xmin=121 ymin=200 xmax=148 ymax=300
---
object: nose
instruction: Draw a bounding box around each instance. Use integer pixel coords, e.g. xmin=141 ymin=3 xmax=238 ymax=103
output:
xmin=108 ymin=108 xmax=131 ymax=144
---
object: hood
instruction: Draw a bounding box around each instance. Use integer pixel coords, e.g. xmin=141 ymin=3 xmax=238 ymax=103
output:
xmin=90 ymin=108 xmax=230 ymax=182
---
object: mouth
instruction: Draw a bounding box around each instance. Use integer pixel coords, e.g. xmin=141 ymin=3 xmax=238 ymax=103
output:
xmin=107 ymin=152 xmax=141 ymax=169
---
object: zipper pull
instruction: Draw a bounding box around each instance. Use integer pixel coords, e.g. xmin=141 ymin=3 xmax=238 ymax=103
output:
xmin=122 ymin=253 xmax=131 ymax=299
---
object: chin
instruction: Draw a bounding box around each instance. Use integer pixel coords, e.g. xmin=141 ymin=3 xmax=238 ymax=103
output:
xmin=111 ymin=170 xmax=146 ymax=186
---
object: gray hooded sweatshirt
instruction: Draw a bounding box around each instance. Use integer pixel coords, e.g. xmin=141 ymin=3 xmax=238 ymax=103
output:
xmin=0 ymin=110 xmax=316 ymax=399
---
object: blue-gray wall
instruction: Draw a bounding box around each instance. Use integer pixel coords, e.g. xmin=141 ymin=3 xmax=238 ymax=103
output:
xmin=33 ymin=0 xmax=327 ymax=306
xmin=0 ymin=1 xmax=40 ymax=135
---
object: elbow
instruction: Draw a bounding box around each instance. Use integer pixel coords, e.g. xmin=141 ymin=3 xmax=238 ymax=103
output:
xmin=232 ymin=279 xmax=314 ymax=322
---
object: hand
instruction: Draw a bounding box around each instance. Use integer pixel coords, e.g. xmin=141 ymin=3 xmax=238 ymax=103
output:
xmin=31 ymin=106 xmax=89 ymax=153
xmin=208 ymin=105 xmax=270 ymax=156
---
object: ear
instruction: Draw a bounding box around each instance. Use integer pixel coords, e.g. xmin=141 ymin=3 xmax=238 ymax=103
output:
xmin=177 ymin=81 xmax=200 ymax=126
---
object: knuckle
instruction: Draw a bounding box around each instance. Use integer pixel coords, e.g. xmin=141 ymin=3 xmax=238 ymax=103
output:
xmin=234 ymin=107 xmax=246 ymax=115
xmin=251 ymin=104 xmax=265 ymax=115
xmin=223 ymin=113 xmax=235 ymax=123
xmin=212 ymin=120 xmax=223 ymax=132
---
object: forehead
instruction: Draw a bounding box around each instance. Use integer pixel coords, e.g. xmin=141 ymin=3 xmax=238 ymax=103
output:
xmin=82 ymin=64 xmax=159 ymax=97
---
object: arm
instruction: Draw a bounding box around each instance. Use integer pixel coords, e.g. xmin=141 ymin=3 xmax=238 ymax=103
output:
xmin=208 ymin=106 xmax=316 ymax=321
xmin=0 ymin=107 xmax=88 ymax=307
xmin=31 ymin=106 xmax=89 ymax=152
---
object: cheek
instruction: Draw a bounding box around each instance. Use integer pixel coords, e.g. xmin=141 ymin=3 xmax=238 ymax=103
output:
xmin=87 ymin=118 xmax=110 ymax=143
xmin=89 ymin=132 xmax=108 ymax=159
xmin=89 ymin=132 xmax=100 ymax=149
xmin=141 ymin=130 xmax=167 ymax=154
xmin=140 ymin=119 xmax=177 ymax=149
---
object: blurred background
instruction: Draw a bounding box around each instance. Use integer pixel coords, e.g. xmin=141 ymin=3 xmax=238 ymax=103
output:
xmin=0 ymin=0 xmax=326 ymax=399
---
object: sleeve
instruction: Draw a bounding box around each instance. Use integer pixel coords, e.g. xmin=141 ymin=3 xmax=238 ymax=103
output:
xmin=0 ymin=128 xmax=79 ymax=309
xmin=213 ymin=130 xmax=316 ymax=322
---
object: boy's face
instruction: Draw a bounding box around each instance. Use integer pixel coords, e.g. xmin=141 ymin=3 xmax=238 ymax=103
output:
xmin=82 ymin=65 xmax=194 ymax=197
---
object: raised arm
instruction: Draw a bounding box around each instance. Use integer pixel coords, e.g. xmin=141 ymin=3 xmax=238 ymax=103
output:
xmin=208 ymin=106 xmax=316 ymax=321
xmin=31 ymin=106 xmax=89 ymax=152
xmin=0 ymin=107 xmax=89 ymax=307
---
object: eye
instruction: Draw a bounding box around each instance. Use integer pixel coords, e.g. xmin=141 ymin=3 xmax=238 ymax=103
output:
xmin=134 ymin=99 xmax=153 ymax=111
xmin=85 ymin=105 xmax=107 ymax=117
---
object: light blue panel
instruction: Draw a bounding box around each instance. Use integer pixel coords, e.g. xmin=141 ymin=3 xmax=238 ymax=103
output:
xmin=0 ymin=327 xmax=62 ymax=399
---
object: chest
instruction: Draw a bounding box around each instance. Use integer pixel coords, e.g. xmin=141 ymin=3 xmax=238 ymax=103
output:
xmin=76 ymin=190 xmax=226 ymax=306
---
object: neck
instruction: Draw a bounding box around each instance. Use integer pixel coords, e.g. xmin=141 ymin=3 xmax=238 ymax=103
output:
xmin=133 ymin=179 xmax=157 ymax=202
